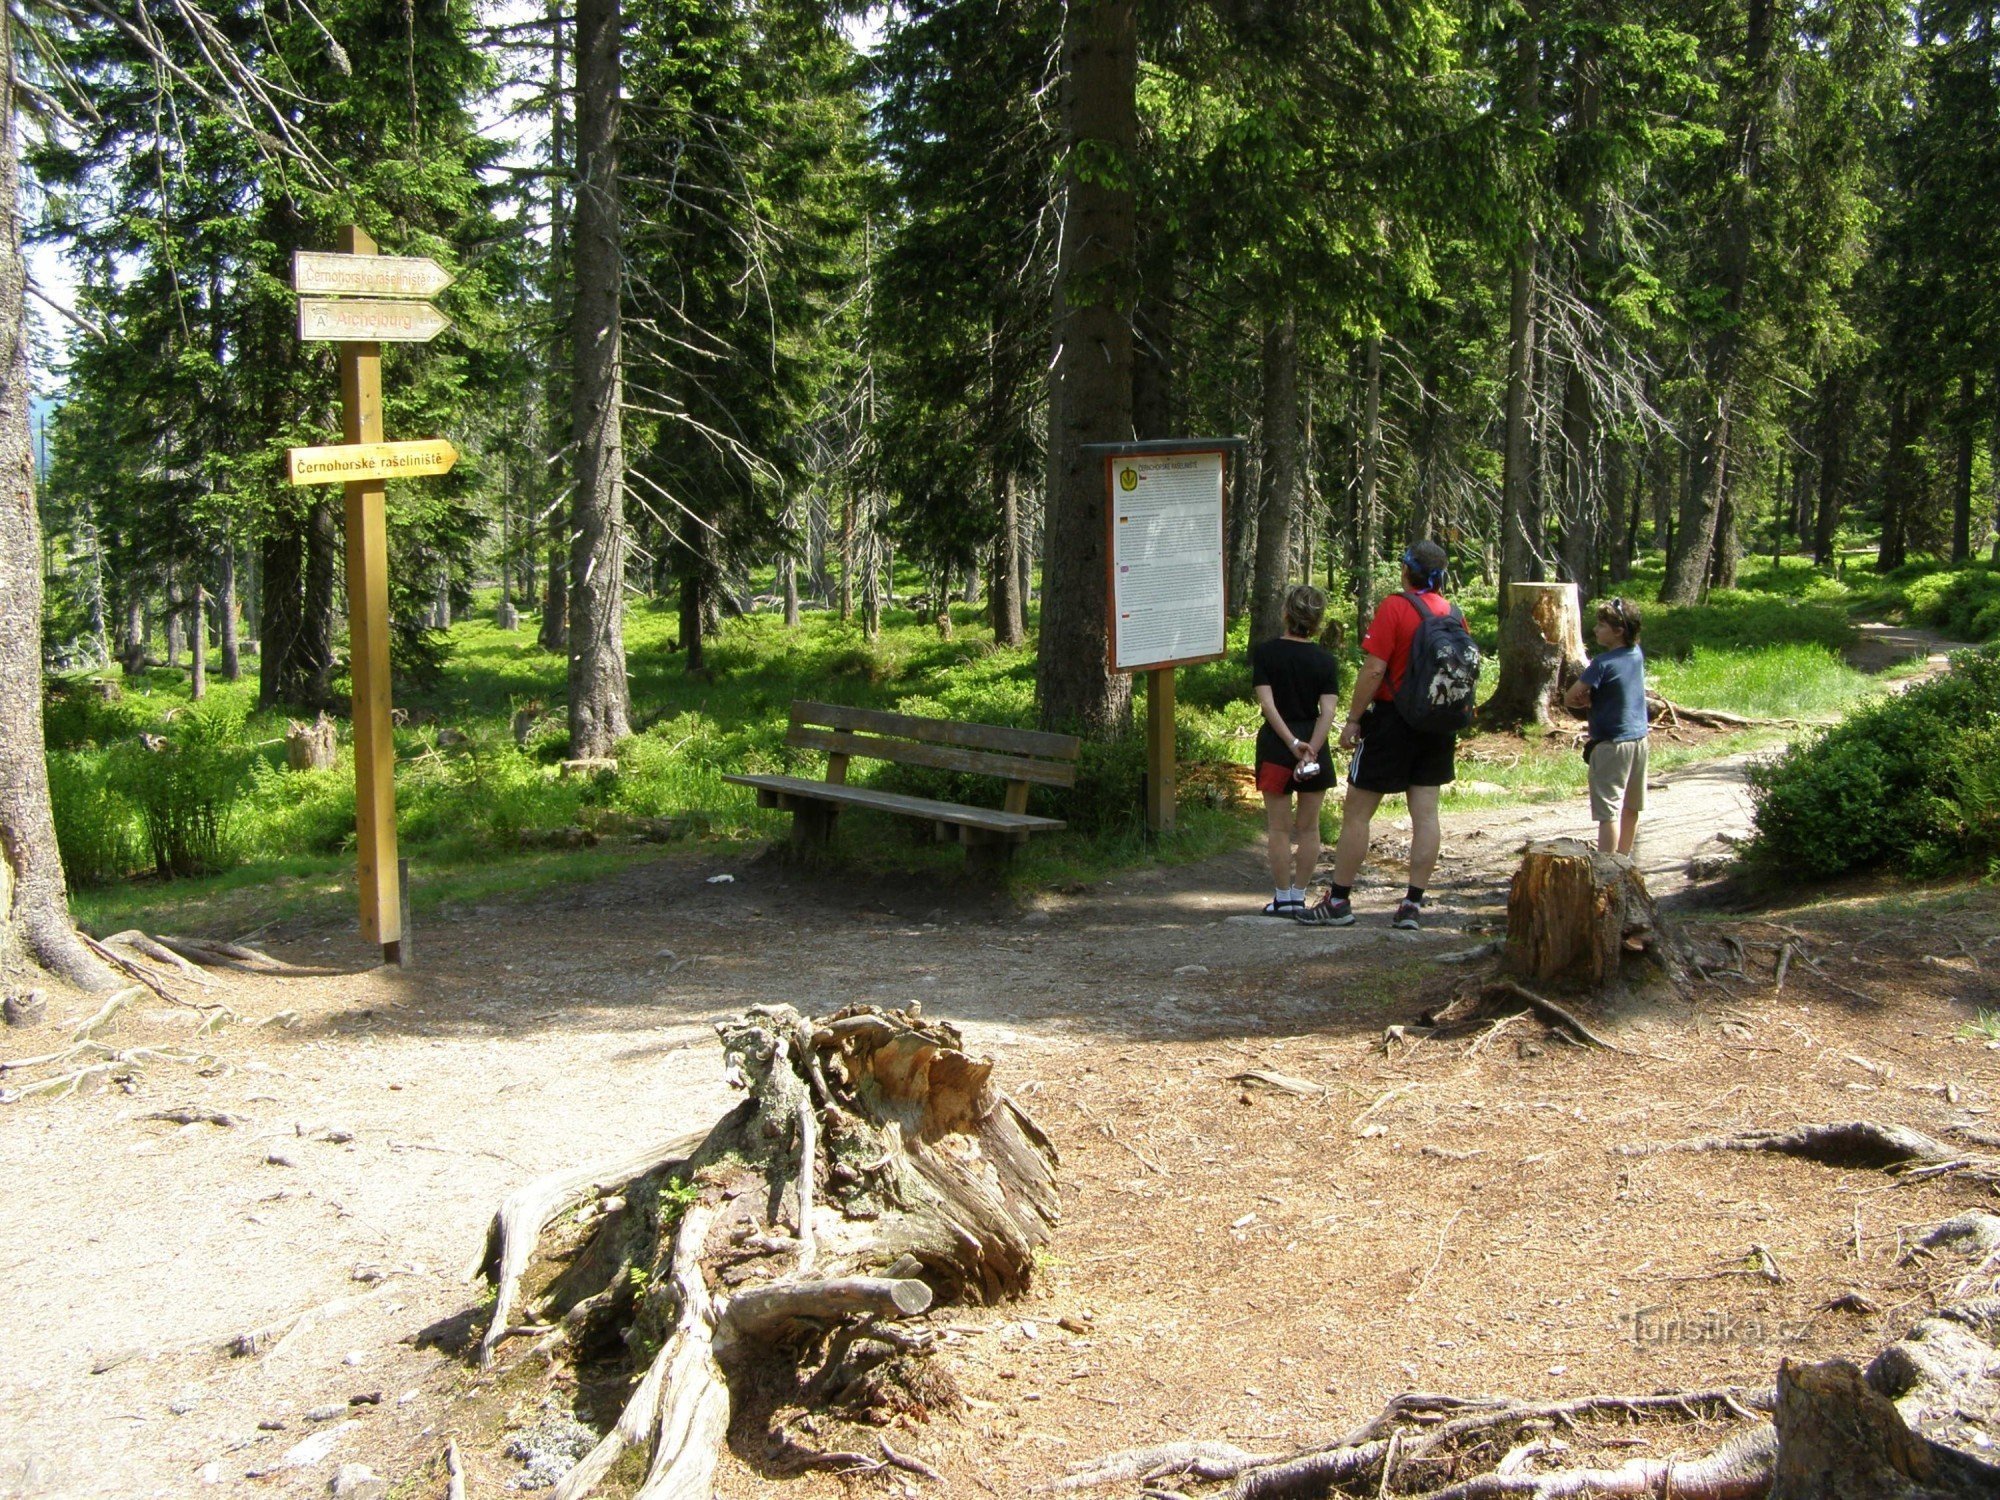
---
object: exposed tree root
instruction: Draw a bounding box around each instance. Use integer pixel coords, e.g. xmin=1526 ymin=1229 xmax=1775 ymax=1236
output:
xmin=1615 ymin=1120 xmax=2000 ymax=1185
xmin=1423 ymin=979 xmax=1632 ymax=1052
xmin=475 ymin=1003 xmax=1059 ymax=1497
xmin=1064 ymin=1302 xmax=1999 ymax=1500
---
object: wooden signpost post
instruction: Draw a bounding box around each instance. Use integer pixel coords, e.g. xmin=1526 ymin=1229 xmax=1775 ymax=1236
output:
xmin=288 ymin=227 xmax=455 ymax=964
xmin=1085 ymin=437 xmax=1244 ymax=836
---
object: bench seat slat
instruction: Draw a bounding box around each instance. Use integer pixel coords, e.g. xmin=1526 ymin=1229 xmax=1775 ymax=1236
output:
xmin=793 ymin=701 xmax=1080 ymax=762
xmin=786 ymin=726 xmax=1078 ymax=787
xmin=723 ymin=773 xmax=1067 ymax=834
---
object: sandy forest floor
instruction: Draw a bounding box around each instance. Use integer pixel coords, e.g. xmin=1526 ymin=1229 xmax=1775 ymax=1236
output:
xmin=5 ymin=636 xmax=1998 ymax=1500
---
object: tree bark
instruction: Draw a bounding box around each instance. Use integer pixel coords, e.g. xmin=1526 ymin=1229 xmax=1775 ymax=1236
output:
xmin=257 ymin=527 xmax=303 ymax=707
xmin=1814 ymin=373 xmax=1847 ymax=567
xmin=679 ymin=566 xmax=705 ymax=674
xmin=567 ymin=0 xmax=631 ymax=758
xmin=1479 ymin=580 xmax=1586 ymax=729
xmin=302 ymin=499 xmax=337 ymax=705
xmin=1498 ymin=9 xmax=1542 ymax=607
xmin=1354 ymin=335 xmax=1382 ymax=640
xmin=538 ymin=0 xmax=571 ymax=657
xmin=1251 ymin=307 xmax=1301 ymax=645
xmin=217 ymin=537 xmax=240 ymax=682
xmin=1952 ymin=369 xmax=1974 ymax=565
xmin=163 ymin=569 xmax=184 ymax=669
xmin=1662 ymin=0 xmax=1770 ymax=604
xmin=0 ymin=33 xmax=114 ymax=992
xmin=1036 ymin=0 xmax=1136 ymax=736
xmin=991 ymin=469 xmax=1024 ymax=646
xmin=188 ymin=581 xmax=206 ymax=701
xmin=1505 ymin=838 xmax=1679 ymax=991
xmin=1878 ymin=390 xmax=1915 ymax=572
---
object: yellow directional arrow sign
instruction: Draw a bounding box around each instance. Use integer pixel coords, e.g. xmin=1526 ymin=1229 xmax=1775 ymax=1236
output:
xmin=297 ymin=297 xmax=451 ymax=343
xmin=293 ymin=250 xmax=454 ymax=300
xmin=288 ymin=438 xmax=459 ymax=487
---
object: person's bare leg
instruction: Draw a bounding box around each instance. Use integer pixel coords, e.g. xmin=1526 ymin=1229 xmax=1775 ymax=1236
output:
xmin=1264 ymin=794 xmax=1293 ymax=889
xmin=1407 ymin=784 xmax=1442 ymax=888
xmin=1598 ymin=818 xmax=1617 ymax=853
xmin=1618 ymin=805 xmax=1640 ymax=856
xmin=1331 ymin=787 xmax=1383 ymax=887
xmin=1292 ymin=791 xmax=1326 ymax=890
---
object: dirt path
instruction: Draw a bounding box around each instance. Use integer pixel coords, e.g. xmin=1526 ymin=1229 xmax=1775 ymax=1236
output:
xmin=2 ymin=642 xmax=1990 ymax=1499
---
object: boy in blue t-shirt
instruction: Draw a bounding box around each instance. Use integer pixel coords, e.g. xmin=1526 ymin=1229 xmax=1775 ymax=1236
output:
xmin=1562 ymin=598 xmax=1648 ymax=855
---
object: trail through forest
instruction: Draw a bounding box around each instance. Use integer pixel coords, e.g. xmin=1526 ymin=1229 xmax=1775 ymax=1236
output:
xmin=1 ymin=625 xmax=1989 ymax=1500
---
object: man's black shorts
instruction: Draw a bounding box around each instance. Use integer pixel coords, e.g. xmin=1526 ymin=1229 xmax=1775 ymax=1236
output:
xmin=1348 ymin=701 xmax=1456 ymax=793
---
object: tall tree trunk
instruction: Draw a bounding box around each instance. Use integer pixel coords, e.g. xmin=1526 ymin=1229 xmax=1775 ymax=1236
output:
xmin=218 ymin=536 xmax=240 ymax=681
xmin=1131 ymin=233 xmax=1175 ymax=441
xmin=259 ymin=527 xmax=303 ymax=707
xmin=1709 ymin=488 xmax=1740 ymax=589
xmin=1878 ymin=390 xmax=1916 ymax=572
xmin=1606 ymin=442 xmax=1632 ymax=583
xmin=303 ymin=499 xmax=337 ymax=705
xmin=1953 ymin=368 xmax=1975 ymax=564
xmin=1558 ymin=362 xmax=1596 ymax=588
xmin=1354 ymin=334 xmax=1382 ymax=639
xmin=991 ymin=469 xmax=1025 ymax=646
xmin=838 ymin=490 xmax=855 ymax=620
xmin=567 ymin=0 xmax=631 ymax=758
xmin=0 ymin=32 xmax=113 ymax=990
xmin=164 ymin=568 xmax=184 ymax=669
xmin=782 ymin=550 xmax=800 ymax=628
xmin=538 ymin=0 xmax=571 ymax=657
xmin=1037 ymin=0 xmax=1136 ymax=736
xmin=1251 ymin=308 xmax=1301 ymax=644
xmin=1813 ymin=374 xmax=1846 ymax=566
xmin=188 ymin=580 xmax=207 ymax=701
xmin=1662 ymin=0 xmax=1770 ymax=604
xmin=1498 ymin=11 xmax=1543 ymax=606
xmin=679 ymin=566 xmax=705 ymax=673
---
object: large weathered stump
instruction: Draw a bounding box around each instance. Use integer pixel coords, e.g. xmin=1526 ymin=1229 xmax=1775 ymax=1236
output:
xmin=1505 ymin=837 xmax=1682 ymax=989
xmin=1480 ymin=581 xmax=1588 ymax=728
xmin=284 ymin=713 xmax=337 ymax=772
xmin=474 ymin=1003 xmax=1059 ymax=1497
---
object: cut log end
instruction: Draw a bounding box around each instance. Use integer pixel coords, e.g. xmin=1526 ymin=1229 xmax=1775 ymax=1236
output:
xmin=1505 ymin=838 xmax=1686 ymax=992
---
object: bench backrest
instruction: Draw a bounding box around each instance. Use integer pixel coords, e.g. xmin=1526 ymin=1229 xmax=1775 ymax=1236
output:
xmin=787 ymin=701 xmax=1081 ymax=807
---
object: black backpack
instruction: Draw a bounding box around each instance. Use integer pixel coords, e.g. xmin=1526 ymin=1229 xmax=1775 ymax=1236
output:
xmin=1391 ymin=592 xmax=1482 ymax=733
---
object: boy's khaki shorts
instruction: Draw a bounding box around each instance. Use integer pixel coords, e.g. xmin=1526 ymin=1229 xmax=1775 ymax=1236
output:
xmin=1588 ymin=736 xmax=1649 ymax=822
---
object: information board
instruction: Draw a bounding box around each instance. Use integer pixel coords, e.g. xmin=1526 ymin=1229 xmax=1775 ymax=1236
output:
xmin=1106 ymin=449 xmax=1228 ymax=672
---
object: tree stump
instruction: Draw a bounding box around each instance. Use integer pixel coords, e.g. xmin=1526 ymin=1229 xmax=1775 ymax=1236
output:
xmin=495 ymin=600 xmax=519 ymax=631
xmin=3 ymin=990 xmax=46 ymax=1028
xmin=1480 ymin=580 xmax=1588 ymax=728
xmin=1770 ymin=1357 xmax=2000 ymax=1500
xmin=1505 ymin=838 xmax=1682 ymax=989
xmin=284 ymin=713 xmax=337 ymax=772
xmin=473 ymin=1004 xmax=1059 ymax=1496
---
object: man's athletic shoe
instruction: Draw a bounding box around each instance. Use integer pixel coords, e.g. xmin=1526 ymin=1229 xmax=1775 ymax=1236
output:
xmin=1392 ymin=899 xmax=1422 ymax=931
xmin=1299 ymin=896 xmax=1355 ymax=926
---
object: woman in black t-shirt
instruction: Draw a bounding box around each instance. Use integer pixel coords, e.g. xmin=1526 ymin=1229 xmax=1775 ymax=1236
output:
xmin=1250 ymin=585 xmax=1343 ymax=918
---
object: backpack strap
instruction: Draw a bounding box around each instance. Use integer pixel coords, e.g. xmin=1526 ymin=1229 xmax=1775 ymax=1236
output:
xmin=1399 ymin=590 xmax=1441 ymax=623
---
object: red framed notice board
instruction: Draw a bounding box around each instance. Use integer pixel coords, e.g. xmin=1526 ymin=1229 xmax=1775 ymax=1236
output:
xmin=1103 ymin=446 xmax=1230 ymax=673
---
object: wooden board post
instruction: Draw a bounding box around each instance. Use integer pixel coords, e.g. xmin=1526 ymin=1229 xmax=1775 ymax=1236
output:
xmin=336 ymin=225 xmax=403 ymax=963
xmin=1146 ymin=666 xmax=1176 ymax=835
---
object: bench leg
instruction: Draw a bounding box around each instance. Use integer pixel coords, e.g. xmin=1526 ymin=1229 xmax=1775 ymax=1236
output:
xmin=788 ymin=804 xmax=837 ymax=859
xmin=964 ymin=839 xmax=1018 ymax=880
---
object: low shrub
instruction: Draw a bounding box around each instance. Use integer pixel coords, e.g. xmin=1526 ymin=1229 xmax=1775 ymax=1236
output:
xmin=1904 ymin=566 xmax=2000 ymax=642
xmin=43 ymin=677 xmax=145 ymax=750
xmin=1748 ymin=647 xmax=2000 ymax=879
xmin=110 ymin=700 xmax=253 ymax=878
xmin=47 ymin=750 xmax=135 ymax=887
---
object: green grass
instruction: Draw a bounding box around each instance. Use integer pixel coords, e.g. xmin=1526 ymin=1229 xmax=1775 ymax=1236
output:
xmin=45 ymin=549 xmax=1939 ymax=935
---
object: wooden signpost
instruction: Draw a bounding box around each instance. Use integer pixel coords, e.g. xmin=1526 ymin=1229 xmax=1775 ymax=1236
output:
xmin=288 ymin=227 xmax=456 ymax=964
xmin=1084 ymin=437 xmax=1244 ymax=836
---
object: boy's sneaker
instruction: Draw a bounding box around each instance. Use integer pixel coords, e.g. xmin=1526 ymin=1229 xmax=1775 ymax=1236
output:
xmin=1299 ymin=895 xmax=1355 ymax=927
xmin=1392 ymin=899 xmax=1422 ymax=931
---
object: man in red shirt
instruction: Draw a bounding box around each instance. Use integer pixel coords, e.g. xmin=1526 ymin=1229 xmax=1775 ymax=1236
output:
xmin=1300 ymin=539 xmax=1457 ymax=930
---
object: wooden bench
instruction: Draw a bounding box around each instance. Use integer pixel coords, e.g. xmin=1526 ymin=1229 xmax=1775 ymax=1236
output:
xmin=723 ymin=701 xmax=1081 ymax=873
